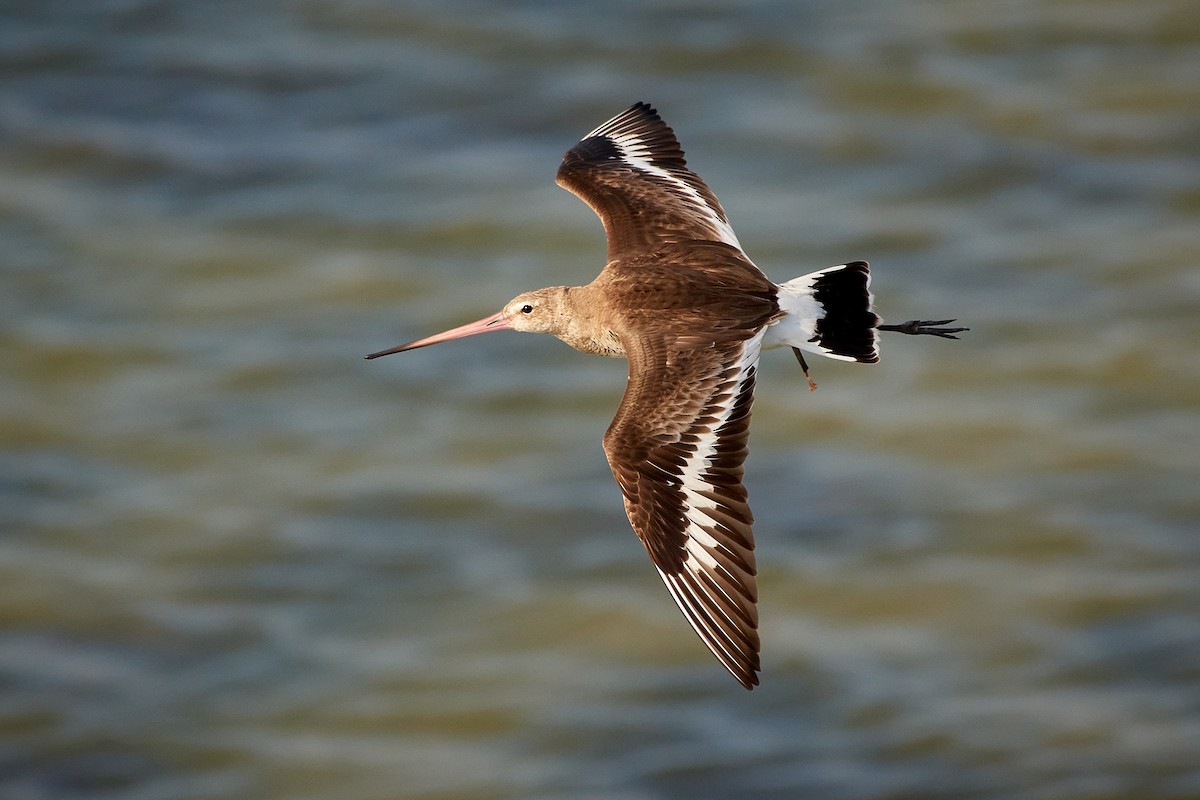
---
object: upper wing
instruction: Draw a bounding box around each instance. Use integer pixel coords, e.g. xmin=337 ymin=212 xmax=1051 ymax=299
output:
xmin=556 ymin=102 xmax=743 ymax=262
xmin=602 ymin=328 xmax=765 ymax=689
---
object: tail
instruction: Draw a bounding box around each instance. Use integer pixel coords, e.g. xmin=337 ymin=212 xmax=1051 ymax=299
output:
xmin=772 ymin=261 xmax=880 ymax=364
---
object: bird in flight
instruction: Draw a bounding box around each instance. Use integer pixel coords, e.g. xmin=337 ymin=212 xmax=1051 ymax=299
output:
xmin=368 ymin=103 xmax=965 ymax=689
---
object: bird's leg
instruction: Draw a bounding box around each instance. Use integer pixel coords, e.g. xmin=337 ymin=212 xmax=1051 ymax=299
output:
xmin=791 ymin=347 xmax=818 ymax=392
xmin=877 ymin=319 xmax=969 ymax=339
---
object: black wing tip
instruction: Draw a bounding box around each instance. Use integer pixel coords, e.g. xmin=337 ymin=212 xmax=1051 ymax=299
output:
xmin=559 ymin=101 xmax=688 ymax=180
xmin=613 ymin=101 xmax=657 ymax=123
xmin=631 ymin=100 xmax=659 ymax=121
xmin=593 ymin=101 xmax=660 ymax=131
xmin=626 ymin=102 xmax=675 ymax=142
xmin=585 ymin=101 xmax=677 ymax=147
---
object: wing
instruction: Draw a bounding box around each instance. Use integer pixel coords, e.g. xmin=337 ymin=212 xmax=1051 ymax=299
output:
xmin=556 ymin=102 xmax=743 ymax=262
xmin=603 ymin=329 xmax=765 ymax=689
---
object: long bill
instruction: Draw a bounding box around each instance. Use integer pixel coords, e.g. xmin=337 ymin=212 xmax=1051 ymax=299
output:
xmin=365 ymin=310 xmax=509 ymax=359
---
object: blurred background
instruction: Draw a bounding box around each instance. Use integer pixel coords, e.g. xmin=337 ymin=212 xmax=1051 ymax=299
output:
xmin=2 ymin=1 xmax=1198 ymax=798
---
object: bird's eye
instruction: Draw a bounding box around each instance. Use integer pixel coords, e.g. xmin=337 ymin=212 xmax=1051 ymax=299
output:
xmin=521 ymin=304 xmax=534 ymax=314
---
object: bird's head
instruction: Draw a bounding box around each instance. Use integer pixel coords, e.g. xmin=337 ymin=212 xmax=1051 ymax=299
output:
xmin=501 ymin=286 xmax=569 ymax=335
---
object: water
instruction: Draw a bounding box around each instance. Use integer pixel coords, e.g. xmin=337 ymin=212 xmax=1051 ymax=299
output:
xmin=3 ymin=1 xmax=1199 ymax=798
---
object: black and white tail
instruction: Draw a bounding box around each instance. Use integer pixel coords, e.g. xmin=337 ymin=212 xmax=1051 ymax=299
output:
xmin=767 ymin=261 xmax=880 ymax=363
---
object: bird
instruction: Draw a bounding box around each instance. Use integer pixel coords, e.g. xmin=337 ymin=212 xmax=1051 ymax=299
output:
xmin=367 ymin=102 xmax=965 ymax=689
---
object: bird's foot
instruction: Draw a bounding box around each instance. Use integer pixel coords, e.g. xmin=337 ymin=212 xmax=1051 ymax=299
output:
xmin=791 ymin=347 xmax=818 ymax=391
xmin=877 ymin=319 xmax=969 ymax=339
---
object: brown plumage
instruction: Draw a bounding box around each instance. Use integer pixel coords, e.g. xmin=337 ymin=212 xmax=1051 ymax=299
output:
xmin=367 ymin=102 xmax=966 ymax=689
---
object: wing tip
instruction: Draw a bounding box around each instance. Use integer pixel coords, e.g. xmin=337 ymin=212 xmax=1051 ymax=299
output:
xmin=659 ymin=568 xmax=762 ymax=691
xmin=575 ymin=101 xmax=681 ymax=160
xmin=590 ymin=100 xmax=661 ymax=135
xmin=730 ymin=653 xmax=762 ymax=690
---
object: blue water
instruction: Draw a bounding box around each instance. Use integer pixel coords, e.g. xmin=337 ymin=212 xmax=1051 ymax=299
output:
xmin=3 ymin=2 xmax=1199 ymax=798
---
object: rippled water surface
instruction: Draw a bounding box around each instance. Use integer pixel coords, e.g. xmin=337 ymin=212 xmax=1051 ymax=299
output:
xmin=3 ymin=2 xmax=1199 ymax=798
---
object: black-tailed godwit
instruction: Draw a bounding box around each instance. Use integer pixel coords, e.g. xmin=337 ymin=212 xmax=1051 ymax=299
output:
xmin=368 ymin=102 xmax=965 ymax=689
